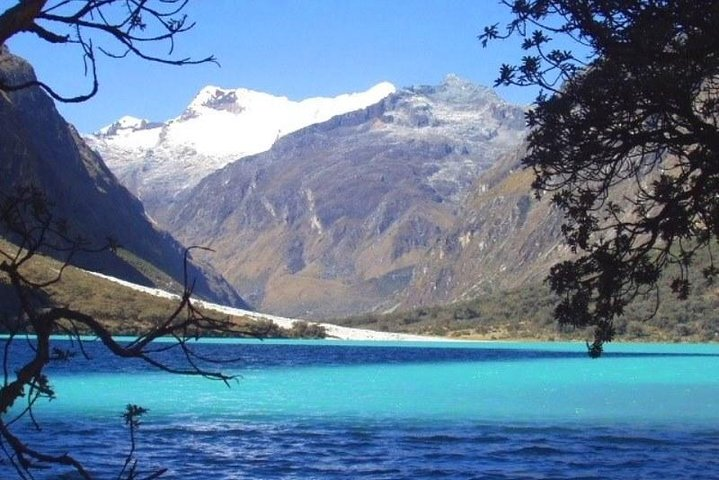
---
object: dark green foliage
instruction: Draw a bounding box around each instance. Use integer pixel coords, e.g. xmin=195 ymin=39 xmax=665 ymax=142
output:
xmin=288 ymin=321 xmax=328 ymax=339
xmin=481 ymin=1 xmax=719 ymax=355
xmin=335 ymin=263 xmax=718 ymax=343
xmin=335 ymin=285 xmax=559 ymax=340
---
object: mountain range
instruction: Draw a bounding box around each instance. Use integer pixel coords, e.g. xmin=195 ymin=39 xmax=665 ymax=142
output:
xmin=0 ymin=44 xmax=575 ymax=321
xmin=86 ymin=82 xmax=396 ymax=221
xmin=3 ymin=47 xmax=712 ymax=342
xmin=89 ymin=74 xmax=554 ymax=319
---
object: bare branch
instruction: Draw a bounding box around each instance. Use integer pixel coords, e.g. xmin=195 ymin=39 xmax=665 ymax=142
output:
xmin=0 ymin=0 xmax=215 ymax=102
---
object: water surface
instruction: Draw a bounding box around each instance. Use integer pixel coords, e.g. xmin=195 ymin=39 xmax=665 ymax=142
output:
xmin=2 ymin=339 xmax=718 ymax=478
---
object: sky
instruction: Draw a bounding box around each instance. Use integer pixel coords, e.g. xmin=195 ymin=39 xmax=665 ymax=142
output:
xmin=6 ymin=0 xmax=536 ymax=133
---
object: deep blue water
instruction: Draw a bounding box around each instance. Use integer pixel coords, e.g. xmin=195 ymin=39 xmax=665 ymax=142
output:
xmin=1 ymin=338 xmax=718 ymax=479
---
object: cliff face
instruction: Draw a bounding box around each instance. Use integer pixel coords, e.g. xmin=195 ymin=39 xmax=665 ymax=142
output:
xmin=0 ymin=51 xmax=248 ymax=307
xmin=164 ymin=77 xmax=527 ymax=318
xmin=401 ymin=145 xmax=571 ymax=307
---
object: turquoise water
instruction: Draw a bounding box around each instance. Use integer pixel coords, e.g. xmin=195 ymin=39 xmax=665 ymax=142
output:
xmin=2 ymin=339 xmax=719 ymax=478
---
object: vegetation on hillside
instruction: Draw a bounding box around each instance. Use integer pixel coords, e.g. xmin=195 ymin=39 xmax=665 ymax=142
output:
xmin=336 ymin=271 xmax=718 ymax=343
xmin=0 ymin=237 xmax=325 ymax=339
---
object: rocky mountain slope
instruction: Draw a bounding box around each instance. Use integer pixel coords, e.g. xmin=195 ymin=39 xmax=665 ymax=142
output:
xmin=401 ymin=145 xmax=570 ymax=308
xmin=0 ymin=49 xmax=247 ymax=307
xmin=162 ymin=76 xmax=527 ymax=318
xmin=86 ymin=82 xmax=395 ymax=220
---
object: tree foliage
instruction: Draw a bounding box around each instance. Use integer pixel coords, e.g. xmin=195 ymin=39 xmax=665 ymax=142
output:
xmin=0 ymin=0 xmax=215 ymax=102
xmin=481 ymin=1 xmax=719 ymax=356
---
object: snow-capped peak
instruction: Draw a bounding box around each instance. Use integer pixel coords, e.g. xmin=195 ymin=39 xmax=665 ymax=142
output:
xmin=117 ymin=115 xmax=147 ymax=128
xmin=86 ymin=81 xmax=396 ymax=207
xmin=97 ymin=115 xmax=149 ymax=135
xmin=184 ymin=82 xmax=396 ymax=119
xmin=189 ymin=85 xmax=230 ymax=109
xmin=185 ymin=85 xmax=275 ymax=115
xmin=163 ymin=81 xmax=396 ymax=158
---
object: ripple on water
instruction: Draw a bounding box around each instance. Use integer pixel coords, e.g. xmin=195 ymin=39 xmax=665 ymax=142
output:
xmin=1 ymin=340 xmax=717 ymax=478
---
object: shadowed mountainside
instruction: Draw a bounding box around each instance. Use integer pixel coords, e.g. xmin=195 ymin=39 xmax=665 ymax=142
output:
xmin=0 ymin=49 xmax=248 ymax=307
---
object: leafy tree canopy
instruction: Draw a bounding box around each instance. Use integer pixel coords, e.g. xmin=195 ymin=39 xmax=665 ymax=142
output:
xmin=481 ymin=0 xmax=719 ymax=356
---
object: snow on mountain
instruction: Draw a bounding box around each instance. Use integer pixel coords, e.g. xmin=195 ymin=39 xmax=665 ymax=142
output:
xmin=167 ymin=81 xmax=396 ymax=158
xmin=98 ymin=115 xmax=147 ymax=134
xmin=96 ymin=115 xmax=161 ymax=149
xmin=164 ymin=75 xmax=528 ymax=318
xmin=85 ymin=82 xmax=396 ymax=216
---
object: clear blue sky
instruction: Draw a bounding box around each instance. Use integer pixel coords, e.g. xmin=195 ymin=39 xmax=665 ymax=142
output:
xmin=7 ymin=0 xmax=535 ymax=133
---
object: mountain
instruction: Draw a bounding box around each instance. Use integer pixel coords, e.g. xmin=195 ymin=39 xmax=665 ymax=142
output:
xmin=161 ymin=75 xmax=527 ymax=318
xmin=400 ymin=144 xmax=570 ymax=307
xmin=85 ymin=82 xmax=396 ymax=220
xmin=0 ymin=48 xmax=248 ymax=308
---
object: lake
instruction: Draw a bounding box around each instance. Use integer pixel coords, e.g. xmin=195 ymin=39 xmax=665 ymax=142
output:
xmin=1 ymin=339 xmax=718 ymax=478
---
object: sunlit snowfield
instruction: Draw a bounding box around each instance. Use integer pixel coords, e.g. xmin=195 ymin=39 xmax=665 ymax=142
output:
xmin=2 ymin=339 xmax=719 ymax=479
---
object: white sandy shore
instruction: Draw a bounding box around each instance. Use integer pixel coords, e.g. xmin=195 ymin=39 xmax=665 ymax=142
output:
xmin=85 ymin=271 xmax=444 ymax=341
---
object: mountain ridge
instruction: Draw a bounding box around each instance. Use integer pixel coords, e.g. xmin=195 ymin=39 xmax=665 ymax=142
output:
xmin=159 ymin=77 xmax=527 ymax=318
xmin=85 ymin=81 xmax=397 ymax=218
xmin=0 ymin=50 xmax=247 ymax=308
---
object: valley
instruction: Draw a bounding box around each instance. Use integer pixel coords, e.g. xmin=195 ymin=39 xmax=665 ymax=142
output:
xmin=2 ymin=47 xmax=716 ymax=343
xmin=90 ymin=74 xmax=534 ymax=319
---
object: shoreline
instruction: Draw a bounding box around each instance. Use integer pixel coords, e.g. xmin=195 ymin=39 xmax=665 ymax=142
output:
xmin=202 ymin=301 xmax=449 ymax=342
xmin=83 ymin=271 xmax=718 ymax=345
xmin=85 ymin=271 xmax=451 ymax=342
